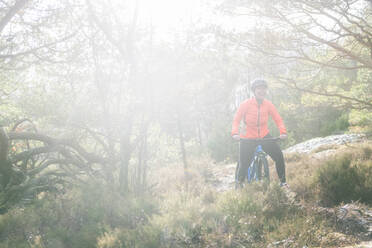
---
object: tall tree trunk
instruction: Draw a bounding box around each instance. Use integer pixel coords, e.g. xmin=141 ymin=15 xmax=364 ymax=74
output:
xmin=197 ymin=119 xmax=203 ymax=146
xmin=137 ymin=136 xmax=143 ymax=192
xmin=0 ymin=128 xmax=9 ymax=162
xmin=137 ymin=120 xmax=149 ymax=193
xmin=176 ymin=115 xmax=188 ymax=172
xmin=0 ymin=128 xmax=12 ymax=191
xmin=119 ymin=117 xmax=133 ymax=193
xmin=141 ymin=129 xmax=148 ymax=190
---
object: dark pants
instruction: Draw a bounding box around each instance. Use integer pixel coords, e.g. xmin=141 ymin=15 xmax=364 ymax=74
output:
xmin=238 ymin=135 xmax=286 ymax=183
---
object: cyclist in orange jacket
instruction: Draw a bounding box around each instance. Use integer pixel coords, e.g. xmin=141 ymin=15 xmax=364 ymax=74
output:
xmin=232 ymin=79 xmax=288 ymax=186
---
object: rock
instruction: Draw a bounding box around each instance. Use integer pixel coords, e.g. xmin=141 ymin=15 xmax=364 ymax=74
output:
xmin=208 ymin=163 xmax=236 ymax=192
xmin=336 ymin=203 xmax=372 ymax=239
xmin=313 ymin=203 xmax=372 ymax=240
xmin=284 ymin=134 xmax=366 ymax=154
xmin=267 ymin=238 xmax=294 ymax=248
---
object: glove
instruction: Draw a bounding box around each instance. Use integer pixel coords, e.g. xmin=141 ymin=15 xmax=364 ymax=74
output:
xmin=279 ymin=134 xmax=288 ymax=140
xmin=232 ymin=134 xmax=240 ymax=141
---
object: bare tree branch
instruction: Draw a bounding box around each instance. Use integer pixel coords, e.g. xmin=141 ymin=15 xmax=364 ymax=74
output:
xmin=0 ymin=31 xmax=78 ymax=59
xmin=11 ymin=118 xmax=37 ymax=132
xmin=278 ymin=77 xmax=372 ymax=109
xmin=85 ymin=0 xmax=126 ymax=57
xmin=0 ymin=0 xmax=29 ymax=34
xmin=272 ymin=6 xmax=372 ymax=69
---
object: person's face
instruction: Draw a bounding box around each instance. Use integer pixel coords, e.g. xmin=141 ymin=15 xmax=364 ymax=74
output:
xmin=254 ymin=86 xmax=268 ymax=100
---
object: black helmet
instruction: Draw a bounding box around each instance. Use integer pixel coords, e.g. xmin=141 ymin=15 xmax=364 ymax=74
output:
xmin=251 ymin=79 xmax=268 ymax=91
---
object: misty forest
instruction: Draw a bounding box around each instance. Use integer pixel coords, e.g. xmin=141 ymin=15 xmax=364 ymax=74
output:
xmin=0 ymin=0 xmax=372 ymax=247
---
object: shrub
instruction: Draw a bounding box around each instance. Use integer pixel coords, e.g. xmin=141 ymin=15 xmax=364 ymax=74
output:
xmin=207 ymin=120 xmax=238 ymax=162
xmin=262 ymin=184 xmax=292 ymax=221
xmin=97 ymin=225 xmax=162 ymax=248
xmin=151 ymin=186 xmax=224 ymax=247
xmin=316 ymin=154 xmax=372 ymax=207
xmin=0 ymin=180 xmax=160 ymax=248
xmin=361 ymin=145 xmax=372 ymax=160
xmin=320 ymin=113 xmax=349 ymax=136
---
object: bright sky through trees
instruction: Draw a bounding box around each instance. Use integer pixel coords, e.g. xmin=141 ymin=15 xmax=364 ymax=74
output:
xmin=135 ymin=0 xmax=235 ymax=40
xmin=138 ymin=0 xmax=204 ymax=31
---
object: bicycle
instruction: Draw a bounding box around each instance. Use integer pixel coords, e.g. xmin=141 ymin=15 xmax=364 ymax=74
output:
xmin=235 ymin=137 xmax=281 ymax=189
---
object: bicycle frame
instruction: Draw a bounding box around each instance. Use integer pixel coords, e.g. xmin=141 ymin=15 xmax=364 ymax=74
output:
xmin=247 ymin=144 xmax=268 ymax=182
xmin=235 ymin=137 xmax=280 ymax=188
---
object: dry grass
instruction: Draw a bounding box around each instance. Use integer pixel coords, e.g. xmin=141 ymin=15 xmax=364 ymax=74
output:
xmin=281 ymin=141 xmax=372 ymax=204
xmin=146 ymin=141 xmax=372 ymax=247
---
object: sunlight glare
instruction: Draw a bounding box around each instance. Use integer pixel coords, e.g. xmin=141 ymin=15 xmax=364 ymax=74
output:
xmin=138 ymin=0 xmax=203 ymax=31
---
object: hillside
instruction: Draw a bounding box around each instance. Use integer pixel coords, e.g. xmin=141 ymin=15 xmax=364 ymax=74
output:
xmin=1 ymin=134 xmax=371 ymax=247
xmin=209 ymin=133 xmax=367 ymax=191
xmin=204 ymin=134 xmax=372 ymax=247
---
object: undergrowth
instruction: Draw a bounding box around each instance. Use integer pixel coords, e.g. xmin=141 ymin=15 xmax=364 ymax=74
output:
xmin=285 ymin=142 xmax=372 ymax=207
xmin=0 ymin=143 xmax=371 ymax=247
xmin=315 ymin=152 xmax=372 ymax=207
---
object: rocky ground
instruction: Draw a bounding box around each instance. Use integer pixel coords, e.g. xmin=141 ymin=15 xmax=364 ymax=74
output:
xmin=209 ymin=133 xmax=368 ymax=192
xmin=207 ymin=133 xmax=372 ymax=248
xmin=283 ymin=133 xmax=366 ymax=154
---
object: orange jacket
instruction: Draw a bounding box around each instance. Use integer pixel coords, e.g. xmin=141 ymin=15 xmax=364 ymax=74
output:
xmin=231 ymin=98 xmax=286 ymax=139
